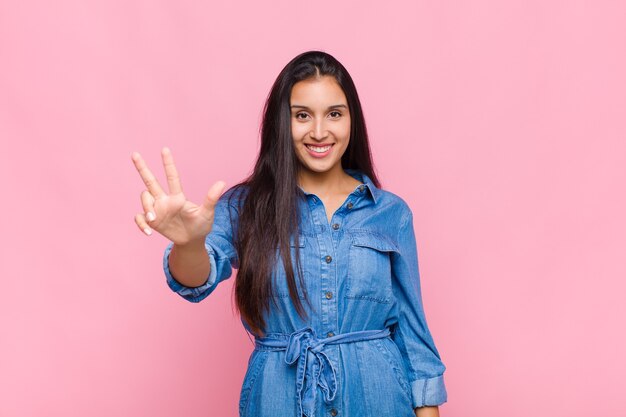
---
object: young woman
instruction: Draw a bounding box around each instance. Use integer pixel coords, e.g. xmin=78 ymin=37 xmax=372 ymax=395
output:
xmin=132 ymin=50 xmax=447 ymax=417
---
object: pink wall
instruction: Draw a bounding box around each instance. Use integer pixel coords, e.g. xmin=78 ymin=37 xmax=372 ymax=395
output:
xmin=1 ymin=1 xmax=625 ymax=416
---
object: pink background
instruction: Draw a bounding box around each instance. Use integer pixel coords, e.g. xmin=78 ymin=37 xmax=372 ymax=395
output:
xmin=1 ymin=1 xmax=625 ymax=416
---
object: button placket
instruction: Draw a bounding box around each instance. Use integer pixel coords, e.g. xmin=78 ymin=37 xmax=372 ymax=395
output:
xmin=304 ymin=185 xmax=368 ymax=411
xmin=306 ymin=196 xmax=331 ymax=328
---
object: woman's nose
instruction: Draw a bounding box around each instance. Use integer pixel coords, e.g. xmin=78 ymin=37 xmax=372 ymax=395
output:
xmin=310 ymin=120 xmax=329 ymax=140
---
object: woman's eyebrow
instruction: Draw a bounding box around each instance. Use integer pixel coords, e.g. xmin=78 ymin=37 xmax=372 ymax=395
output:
xmin=290 ymin=104 xmax=348 ymax=110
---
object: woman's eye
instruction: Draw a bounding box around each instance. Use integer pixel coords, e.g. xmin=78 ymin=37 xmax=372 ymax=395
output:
xmin=294 ymin=111 xmax=341 ymax=120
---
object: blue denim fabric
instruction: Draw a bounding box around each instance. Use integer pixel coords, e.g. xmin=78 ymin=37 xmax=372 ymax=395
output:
xmin=163 ymin=168 xmax=448 ymax=416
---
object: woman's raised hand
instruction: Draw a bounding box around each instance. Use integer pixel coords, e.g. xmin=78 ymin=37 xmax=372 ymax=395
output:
xmin=131 ymin=147 xmax=226 ymax=246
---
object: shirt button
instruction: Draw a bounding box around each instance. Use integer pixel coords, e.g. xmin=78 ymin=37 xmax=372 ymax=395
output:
xmin=325 ymin=255 xmax=332 ymax=263
xmin=330 ymin=408 xmax=338 ymax=416
xmin=325 ymin=291 xmax=333 ymax=299
xmin=358 ymin=184 xmax=365 ymax=192
xmin=327 ymin=331 xmax=335 ymax=338
xmin=347 ymin=202 xmax=353 ymax=209
xmin=332 ymin=223 xmax=339 ymax=230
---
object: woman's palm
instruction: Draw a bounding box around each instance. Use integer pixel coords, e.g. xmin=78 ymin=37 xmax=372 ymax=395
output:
xmin=150 ymin=191 xmax=212 ymax=244
xmin=131 ymin=147 xmax=225 ymax=245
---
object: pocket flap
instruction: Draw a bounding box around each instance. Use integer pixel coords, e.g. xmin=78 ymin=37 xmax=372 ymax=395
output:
xmin=351 ymin=232 xmax=398 ymax=252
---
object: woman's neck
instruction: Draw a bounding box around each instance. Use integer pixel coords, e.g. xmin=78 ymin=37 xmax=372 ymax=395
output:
xmin=297 ymin=165 xmax=362 ymax=198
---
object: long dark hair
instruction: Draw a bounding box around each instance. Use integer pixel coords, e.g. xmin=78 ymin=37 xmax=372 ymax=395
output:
xmin=224 ymin=50 xmax=380 ymax=337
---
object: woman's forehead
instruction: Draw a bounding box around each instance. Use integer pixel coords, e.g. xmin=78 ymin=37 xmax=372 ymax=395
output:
xmin=291 ymin=77 xmax=347 ymax=107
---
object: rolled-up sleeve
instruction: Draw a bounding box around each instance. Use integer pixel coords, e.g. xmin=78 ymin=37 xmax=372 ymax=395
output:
xmin=390 ymin=208 xmax=448 ymax=408
xmin=163 ymin=190 xmax=240 ymax=303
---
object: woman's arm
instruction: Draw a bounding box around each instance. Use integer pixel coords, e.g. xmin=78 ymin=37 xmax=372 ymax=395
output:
xmin=415 ymin=405 xmax=440 ymax=417
xmin=163 ymin=189 xmax=241 ymax=302
xmin=168 ymin=238 xmax=211 ymax=288
xmin=391 ymin=207 xmax=448 ymax=408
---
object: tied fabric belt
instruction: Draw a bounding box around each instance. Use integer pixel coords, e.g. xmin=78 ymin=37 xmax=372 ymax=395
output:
xmin=254 ymin=326 xmax=391 ymax=417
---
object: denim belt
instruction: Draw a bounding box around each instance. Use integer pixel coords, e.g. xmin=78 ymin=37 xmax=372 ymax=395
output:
xmin=254 ymin=326 xmax=391 ymax=417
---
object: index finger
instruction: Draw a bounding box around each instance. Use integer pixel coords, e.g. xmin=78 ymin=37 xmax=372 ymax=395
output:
xmin=161 ymin=147 xmax=183 ymax=195
xmin=131 ymin=151 xmax=166 ymax=198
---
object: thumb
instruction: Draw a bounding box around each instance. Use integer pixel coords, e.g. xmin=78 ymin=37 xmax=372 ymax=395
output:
xmin=202 ymin=180 xmax=227 ymax=213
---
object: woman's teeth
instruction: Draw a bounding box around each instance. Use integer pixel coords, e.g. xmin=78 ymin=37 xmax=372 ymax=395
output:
xmin=305 ymin=144 xmax=332 ymax=153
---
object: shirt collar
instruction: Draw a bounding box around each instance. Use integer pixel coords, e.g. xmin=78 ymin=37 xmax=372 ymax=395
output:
xmin=344 ymin=168 xmax=380 ymax=204
xmin=296 ymin=168 xmax=381 ymax=205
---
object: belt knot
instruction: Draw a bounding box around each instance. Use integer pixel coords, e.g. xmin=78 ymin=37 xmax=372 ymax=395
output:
xmin=254 ymin=326 xmax=391 ymax=417
xmin=284 ymin=326 xmax=336 ymax=417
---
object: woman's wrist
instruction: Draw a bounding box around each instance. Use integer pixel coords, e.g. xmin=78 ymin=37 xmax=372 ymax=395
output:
xmin=414 ymin=405 xmax=440 ymax=417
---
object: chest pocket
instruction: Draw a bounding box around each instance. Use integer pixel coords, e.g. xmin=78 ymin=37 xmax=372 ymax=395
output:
xmin=272 ymin=234 xmax=308 ymax=299
xmin=346 ymin=231 xmax=399 ymax=304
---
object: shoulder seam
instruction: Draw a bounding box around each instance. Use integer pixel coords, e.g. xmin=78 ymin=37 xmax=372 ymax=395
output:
xmin=396 ymin=208 xmax=412 ymax=247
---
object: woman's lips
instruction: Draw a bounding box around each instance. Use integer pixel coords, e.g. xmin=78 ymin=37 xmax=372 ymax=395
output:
xmin=304 ymin=143 xmax=334 ymax=158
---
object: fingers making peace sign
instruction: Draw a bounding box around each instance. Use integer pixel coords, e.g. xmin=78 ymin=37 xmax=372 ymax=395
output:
xmin=131 ymin=147 xmax=226 ymax=246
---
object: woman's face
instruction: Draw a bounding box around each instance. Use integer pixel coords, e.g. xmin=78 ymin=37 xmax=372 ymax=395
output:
xmin=290 ymin=75 xmax=351 ymax=176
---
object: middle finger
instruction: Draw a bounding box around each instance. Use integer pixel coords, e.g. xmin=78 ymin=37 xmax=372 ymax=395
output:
xmin=161 ymin=147 xmax=183 ymax=195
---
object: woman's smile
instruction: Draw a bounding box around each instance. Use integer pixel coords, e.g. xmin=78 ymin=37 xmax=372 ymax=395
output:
xmin=304 ymin=143 xmax=334 ymax=158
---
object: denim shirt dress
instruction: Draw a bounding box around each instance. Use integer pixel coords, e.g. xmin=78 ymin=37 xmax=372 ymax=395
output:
xmin=163 ymin=168 xmax=448 ymax=417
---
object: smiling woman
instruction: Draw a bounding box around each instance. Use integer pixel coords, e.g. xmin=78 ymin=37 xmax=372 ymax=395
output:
xmin=290 ymin=78 xmax=350 ymax=167
xmin=133 ymin=50 xmax=447 ymax=417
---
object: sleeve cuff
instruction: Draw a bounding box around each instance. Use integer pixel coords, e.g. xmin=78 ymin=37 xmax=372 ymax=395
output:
xmin=163 ymin=241 xmax=218 ymax=302
xmin=410 ymin=374 xmax=447 ymax=408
